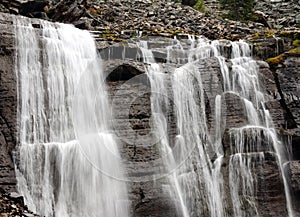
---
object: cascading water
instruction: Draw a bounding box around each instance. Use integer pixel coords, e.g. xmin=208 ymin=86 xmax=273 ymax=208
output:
xmin=12 ymin=13 xmax=295 ymax=217
xmin=137 ymin=38 xmax=226 ymax=217
xmin=136 ymin=36 xmax=295 ymax=217
xmin=14 ymin=17 xmax=129 ymax=217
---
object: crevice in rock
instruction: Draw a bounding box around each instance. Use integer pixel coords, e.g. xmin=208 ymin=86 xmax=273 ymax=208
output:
xmin=106 ymin=64 xmax=146 ymax=82
xmin=271 ymin=69 xmax=297 ymax=129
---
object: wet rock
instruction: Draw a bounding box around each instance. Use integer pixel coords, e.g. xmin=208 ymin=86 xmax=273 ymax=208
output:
xmin=23 ymin=213 xmax=35 ymax=217
xmin=195 ymin=57 xmax=224 ymax=135
xmin=250 ymin=36 xmax=285 ymax=60
xmin=287 ymin=160 xmax=300 ymax=212
xmin=8 ymin=192 xmax=24 ymax=206
xmin=275 ymin=57 xmax=300 ymax=130
xmin=223 ymin=92 xmax=248 ymax=128
xmin=0 ymin=12 xmax=17 ymax=192
xmin=255 ymin=152 xmax=288 ymax=217
xmin=288 ymin=161 xmax=300 ymax=193
xmin=134 ymin=196 xmax=181 ymax=217
xmin=222 ymin=128 xmax=274 ymax=155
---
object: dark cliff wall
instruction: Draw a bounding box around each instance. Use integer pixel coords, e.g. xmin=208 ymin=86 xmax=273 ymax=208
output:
xmin=0 ymin=13 xmax=17 ymax=192
xmin=250 ymin=34 xmax=300 ymax=211
xmin=268 ymin=55 xmax=300 ymax=211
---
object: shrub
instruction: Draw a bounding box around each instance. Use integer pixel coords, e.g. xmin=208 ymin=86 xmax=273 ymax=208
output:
xmin=172 ymin=0 xmax=205 ymax=12
xmin=193 ymin=0 xmax=205 ymax=12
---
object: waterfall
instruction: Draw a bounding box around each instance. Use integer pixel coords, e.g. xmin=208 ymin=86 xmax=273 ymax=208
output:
xmin=136 ymin=36 xmax=294 ymax=217
xmin=12 ymin=13 xmax=294 ymax=217
xmin=14 ymin=17 xmax=129 ymax=217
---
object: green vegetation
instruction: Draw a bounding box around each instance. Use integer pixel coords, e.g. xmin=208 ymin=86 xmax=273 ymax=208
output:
xmin=220 ymin=0 xmax=255 ymax=21
xmin=193 ymin=0 xmax=205 ymax=12
xmin=288 ymin=47 xmax=300 ymax=55
xmin=251 ymin=30 xmax=276 ymax=39
xmin=265 ymin=30 xmax=300 ymax=67
xmin=278 ymin=31 xmax=300 ymax=41
xmin=290 ymin=36 xmax=300 ymax=54
xmin=292 ymin=40 xmax=300 ymax=47
xmin=172 ymin=0 xmax=205 ymax=12
xmin=266 ymin=47 xmax=300 ymax=66
xmin=266 ymin=54 xmax=285 ymax=65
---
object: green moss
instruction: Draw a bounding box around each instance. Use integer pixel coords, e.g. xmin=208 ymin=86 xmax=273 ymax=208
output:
xmin=251 ymin=30 xmax=276 ymax=39
xmin=166 ymin=29 xmax=183 ymax=36
xmin=251 ymin=32 xmax=260 ymax=39
xmin=111 ymin=38 xmax=125 ymax=42
xmin=278 ymin=31 xmax=293 ymax=37
xmin=266 ymin=46 xmax=300 ymax=66
xmin=287 ymin=47 xmax=300 ymax=54
xmin=266 ymin=54 xmax=285 ymax=65
xmin=292 ymin=40 xmax=300 ymax=47
xmin=103 ymin=29 xmax=111 ymax=34
xmin=104 ymin=33 xmax=114 ymax=37
xmin=278 ymin=31 xmax=300 ymax=40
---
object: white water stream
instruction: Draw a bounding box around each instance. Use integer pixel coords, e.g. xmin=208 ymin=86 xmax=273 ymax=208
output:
xmin=14 ymin=17 xmax=129 ymax=217
xmin=136 ymin=36 xmax=294 ymax=217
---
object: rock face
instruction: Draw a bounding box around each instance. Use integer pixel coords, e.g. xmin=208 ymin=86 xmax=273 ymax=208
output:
xmin=254 ymin=50 xmax=300 ymax=214
xmin=0 ymin=13 xmax=17 ymax=192
xmin=273 ymin=55 xmax=300 ymax=213
xmin=0 ymin=10 xmax=300 ymax=217
xmin=100 ymin=37 xmax=299 ymax=216
xmin=289 ymin=161 xmax=300 ymax=206
xmin=104 ymin=59 xmax=180 ymax=217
